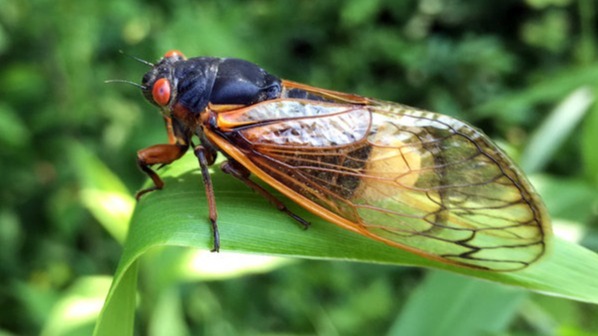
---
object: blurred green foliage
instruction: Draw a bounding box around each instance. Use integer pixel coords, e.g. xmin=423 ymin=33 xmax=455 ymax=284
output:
xmin=1 ymin=0 xmax=598 ymax=335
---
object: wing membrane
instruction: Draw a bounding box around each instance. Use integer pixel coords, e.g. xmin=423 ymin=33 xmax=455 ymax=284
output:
xmin=216 ymin=99 xmax=550 ymax=271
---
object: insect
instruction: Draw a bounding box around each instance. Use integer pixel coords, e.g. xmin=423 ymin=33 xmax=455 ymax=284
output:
xmin=125 ymin=50 xmax=551 ymax=271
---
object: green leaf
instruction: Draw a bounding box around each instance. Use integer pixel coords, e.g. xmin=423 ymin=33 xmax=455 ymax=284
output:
xmin=387 ymin=271 xmax=527 ymax=336
xmin=70 ymin=142 xmax=134 ymax=244
xmin=521 ymin=87 xmax=594 ymax=173
xmin=94 ymin=153 xmax=598 ymax=335
xmin=472 ymin=65 xmax=598 ymax=121
xmin=582 ymin=95 xmax=598 ymax=185
xmin=41 ymin=276 xmax=112 ymax=336
xmin=0 ymin=103 xmax=30 ymax=148
xmin=94 ymin=262 xmax=138 ymax=336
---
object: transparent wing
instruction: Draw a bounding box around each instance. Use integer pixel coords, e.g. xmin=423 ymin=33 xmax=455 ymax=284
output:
xmin=218 ymin=99 xmax=550 ymax=271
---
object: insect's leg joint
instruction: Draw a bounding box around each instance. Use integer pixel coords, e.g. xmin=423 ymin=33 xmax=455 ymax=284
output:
xmin=221 ymin=160 xmax=311 ymax=230
xmin=135 ymin=144 xmax=188 ymax=199
xmin=193 ymin=145 xmax=221 ymax=252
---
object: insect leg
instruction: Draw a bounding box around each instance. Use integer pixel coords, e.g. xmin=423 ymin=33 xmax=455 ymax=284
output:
xmin=151 ymin=117 xmax=178 ymax=172
xmin=136 ymin=143 xmax=188 ymax=199
xmin=193 ymin=144 xmax=220 ymax=252
xmin=164 ymin=116 xmax=176 ymax=144
xmin=220 ymin=160 xmax=311 ymax=230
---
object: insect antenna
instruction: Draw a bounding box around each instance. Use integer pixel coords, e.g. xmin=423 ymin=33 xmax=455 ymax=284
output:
xmin=118 ymin=50 xmax=154 ymax=67
xmin=104 ymin=79 xmax=147 ymax=90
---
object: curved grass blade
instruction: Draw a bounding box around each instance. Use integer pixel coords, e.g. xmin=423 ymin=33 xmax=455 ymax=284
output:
xmin=94 ymin=153 xmax=598 ymax=335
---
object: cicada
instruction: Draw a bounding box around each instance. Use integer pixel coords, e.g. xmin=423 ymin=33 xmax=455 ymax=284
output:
xmin=129 ymin=50 xmax=550 ymax=271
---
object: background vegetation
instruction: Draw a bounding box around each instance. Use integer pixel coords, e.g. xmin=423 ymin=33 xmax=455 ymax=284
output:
xmin=1 ymin=0 xmax=598 ymax=335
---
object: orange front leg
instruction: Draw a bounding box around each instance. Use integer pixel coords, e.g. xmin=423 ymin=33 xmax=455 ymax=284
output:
xmin=136 ymin=143 xmax=188 ymax=199
xmin=163 ymin=116 xmax=177 ymax=144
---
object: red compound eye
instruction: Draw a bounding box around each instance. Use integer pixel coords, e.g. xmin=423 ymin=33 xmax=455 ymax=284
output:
xmin=152 ymin=78 xmax=171 ymax=106
xmin=164 ymin=50 xmax=186 ymax=60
